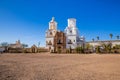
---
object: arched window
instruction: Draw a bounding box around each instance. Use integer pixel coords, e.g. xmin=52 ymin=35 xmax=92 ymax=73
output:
xmin=50 ymin=32 xmax=52 ymax=35
xmin=58 ymin=40 xmax=61 ymax=43
xmin=48 ymin=40 xmax=52 ymax=45
xmin=70 ymin=30 xmax=72 ymax=33
xmin=68 ymin=39 xmax=72 ymax=44
xmin=74 ymin=40 xmax=75 ymax=42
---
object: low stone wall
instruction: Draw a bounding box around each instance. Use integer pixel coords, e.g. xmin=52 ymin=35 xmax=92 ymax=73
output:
xmin=5 ymin=48 xmax=49 ymax=53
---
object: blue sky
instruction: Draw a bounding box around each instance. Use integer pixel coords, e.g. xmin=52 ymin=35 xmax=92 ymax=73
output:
xmin=0 ymin=0 xmax=120 ymax=47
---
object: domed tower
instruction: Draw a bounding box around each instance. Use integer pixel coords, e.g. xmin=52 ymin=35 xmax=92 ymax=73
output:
xmin=64 ymin=18 xmax=83 ymax=49
xmin=46 ymin=17 xmax=57 ymax=51
xmin=65 ymin=18 xmax=79 ymax=36
xmin=49 ymin=17 xmax=57 ymax=30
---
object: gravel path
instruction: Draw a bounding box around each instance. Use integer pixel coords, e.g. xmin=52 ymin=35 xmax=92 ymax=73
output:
xmin=0 ymin=53 xmax=120 ymax=80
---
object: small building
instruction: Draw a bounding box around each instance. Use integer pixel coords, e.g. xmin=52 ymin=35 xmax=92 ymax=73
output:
xmin=9 ymin=40 xmax=23 ymax=48
xmin=31 ymin=45 xmax=38 ymax=53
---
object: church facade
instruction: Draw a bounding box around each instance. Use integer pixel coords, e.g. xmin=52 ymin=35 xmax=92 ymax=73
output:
xmin=64 ymin=18 xmax=85 ymax=49
xmin=46 ymin=17 xmax=57 ymax=51
xmin=46 ymin=17 xmax=85 ymax=52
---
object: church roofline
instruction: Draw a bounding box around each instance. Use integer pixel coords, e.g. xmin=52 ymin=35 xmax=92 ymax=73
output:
xmin=87 ymin=40 xmax=120 ymax=43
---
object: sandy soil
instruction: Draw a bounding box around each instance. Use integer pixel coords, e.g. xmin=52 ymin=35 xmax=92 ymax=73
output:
xmin=0 ymin=53 xmax=120 ymax=80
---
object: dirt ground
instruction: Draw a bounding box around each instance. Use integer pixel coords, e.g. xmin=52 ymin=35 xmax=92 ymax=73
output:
xmin=0 ymin=53 xmax=120 ymax=80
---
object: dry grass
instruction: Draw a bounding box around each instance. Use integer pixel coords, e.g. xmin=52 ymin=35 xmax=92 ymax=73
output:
xmin=0 ymin=53 xmax=120 ymax=80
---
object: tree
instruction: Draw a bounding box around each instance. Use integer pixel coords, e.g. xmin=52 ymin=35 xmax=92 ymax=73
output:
xmin=86 ymin=43 xmax=93 ymax=50
xmin=116 ymin=35 xmax=120 ymax=40
xmin=86 ymin=43 xmax=91 ymax=50
xmin=69 ymin=46 xmax=72 ymax=53
xmin=0 ymin=42 xmax=9 ymax=47
xmin=75 ymin=47 xmax=84 ymax=53
xmin=22 ymin=44 xmax=28 ymax=48
xmin=96 ymin=36 xmax=99 ymax=41
xmin=96 ymin=46 xmax=101 ymax=53
xmin=109 ymin=33 xmax=113 ymax=40
xmin=113 ymin=45 xmax=120 ymax=49
xmin=102 ymin=43 xmax=112 ymax=53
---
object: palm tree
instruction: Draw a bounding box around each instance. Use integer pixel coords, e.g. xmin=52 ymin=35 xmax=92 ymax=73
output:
xmin=22 ymin=44 xmax=28 ymax=48
xmin=116 ymin=35 xmax=120 ymax=40
xmin=102 ymin=43 xmax=112 ymax=53
xmin=96 ymin=36 xmax=99 ymax=41
xmin=109 ymin=33 xmax=113 ymax=40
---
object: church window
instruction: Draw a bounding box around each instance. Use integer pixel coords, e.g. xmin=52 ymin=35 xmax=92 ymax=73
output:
xmin=48 ymin=40 xmax=52 ymax=45
xmin=74 ymin=40 xmax=75 ymax=42
xmin=50 ymin=32 xmax=52 ymax=35
xmin=58 ymin=39 xmax=61 ymax=44
xmin=70 ymin=30 xmax=72 ymax=33
xmin=68 ymin=39 xmax=72 ymax=44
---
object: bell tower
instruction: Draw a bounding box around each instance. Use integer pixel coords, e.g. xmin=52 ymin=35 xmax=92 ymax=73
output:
xmin=64 ymin=18 xmax=80 ymax=49
xmin=49 ymin=17 xmax=57 ymax=30
xmin=68 ymin=18 xmax=76 ymax=28
xmin=46 ymin=17 xmax=58 ymax=52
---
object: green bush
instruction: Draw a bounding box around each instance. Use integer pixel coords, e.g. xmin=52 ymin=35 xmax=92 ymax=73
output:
xmin=57 ymin=49 xmax=61 ymax=53
xmin=75 ymin=47 xmax=84 ymax=53
xmin=96 ymin=46 xmax=101 ymax=53
xmin=66 ymin=49 xmax=70 ymax=53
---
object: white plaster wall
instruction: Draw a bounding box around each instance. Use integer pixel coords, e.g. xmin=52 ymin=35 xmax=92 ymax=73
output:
xmin=66 ymin=35 xmax=77 ymax=49
xmin=46 ymin=37 xmax=54 ymax=50
xmin=112 ymin=42 xmax=120 ymax=46
xmin=89 ymin=42 xmax=100 ymax=47
xmin=88 ymin=41 xmax=120 ymax=47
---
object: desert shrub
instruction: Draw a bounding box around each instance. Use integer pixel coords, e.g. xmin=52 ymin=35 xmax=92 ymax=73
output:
xmin=50 ymin=50 xmax=54 ymax=53
xmin=96 ymin=46 xmax=101 ymax=53
xmin=57 ymin=49 xmax=61 ymax=53
xmin=102 ymin=43 xmax=112 ymax=53
xmin=66 ymin=49 xmax=70 ymax=53
xmin=69 ymin=47 xmax=72 ymax=53
xmin=114 ymin=50 xmax=119 ymax=53
xmin=8 ymin=48 xmax=23 ymax=53
xmin=75 ymin=47 xmax=84 ymax=53
xmin=23 ymin=49 xmax=30 ymax=53
xmin=113 ymin=45 xmax=120 ymax=49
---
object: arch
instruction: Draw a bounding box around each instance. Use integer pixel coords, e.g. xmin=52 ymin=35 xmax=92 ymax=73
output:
xmin=50 ymin=32 xmax=52 ymax=35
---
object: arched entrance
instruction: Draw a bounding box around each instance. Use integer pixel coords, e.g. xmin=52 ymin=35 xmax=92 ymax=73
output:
xmin=32 ymin=47 xmax=35 ymax=53
xmin=31 ymin=45 xmax=37 ymax=53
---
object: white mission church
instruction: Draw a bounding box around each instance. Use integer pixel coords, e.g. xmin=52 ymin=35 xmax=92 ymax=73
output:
xmin=46 ymin=17 xmax=85 ymax=51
